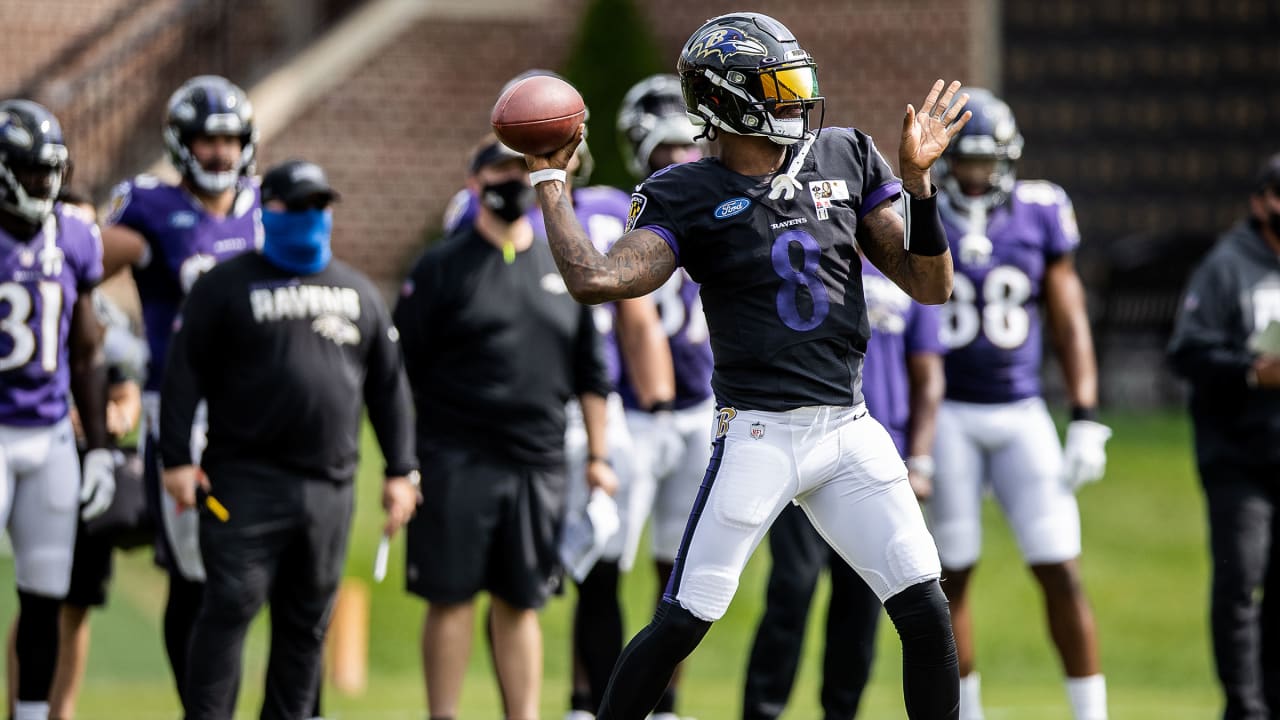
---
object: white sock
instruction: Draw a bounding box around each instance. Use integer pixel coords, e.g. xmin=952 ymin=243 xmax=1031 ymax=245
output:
xmin=14 ymin=701 xmax=49 ymax=720
xmin=1066 ymin=674 xmax=1108 ymax=720
xmin=959 ymin=673 xmax=985 ymax=720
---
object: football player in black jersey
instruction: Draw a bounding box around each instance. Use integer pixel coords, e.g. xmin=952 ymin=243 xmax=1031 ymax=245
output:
xmin=527 ymin=11 xmax=971 ymax=720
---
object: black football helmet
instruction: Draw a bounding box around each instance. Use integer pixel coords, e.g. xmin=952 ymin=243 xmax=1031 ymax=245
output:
xmin=938 ymin=88 xmax=1024 ymax=206
xmin=677 ymin=12 xmax=823 ymax=145
xmin=617 ymin=74 xmax=705 ymax=178
xmin=163 ymin=75 xmax=257 ymax=194
xmin=0 ymin=99 xmax=69 ymax=226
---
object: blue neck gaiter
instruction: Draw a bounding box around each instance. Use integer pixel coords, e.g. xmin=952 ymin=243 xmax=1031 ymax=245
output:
xmin=261 ymin=209 xmax=333 ymax=275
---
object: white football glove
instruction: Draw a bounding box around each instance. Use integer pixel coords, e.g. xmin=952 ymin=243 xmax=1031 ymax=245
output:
xmin=80 ymin=448 xmax=117 ymax=521
xmin=1061 ymin=420 xmax=1112 ymax=492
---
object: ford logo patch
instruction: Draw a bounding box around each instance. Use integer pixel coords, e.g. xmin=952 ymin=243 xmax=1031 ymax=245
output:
xmin=714 ymin=197 xmax=751 ymax=219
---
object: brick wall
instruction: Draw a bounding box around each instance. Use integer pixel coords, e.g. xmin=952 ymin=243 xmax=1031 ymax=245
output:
xmin=259 ymin=3 xmax=594 ymax=289
xmin=0 ymin=0 xmax=141 ymax=92
xmin=261 ymin=2 xmax=978 ymax=291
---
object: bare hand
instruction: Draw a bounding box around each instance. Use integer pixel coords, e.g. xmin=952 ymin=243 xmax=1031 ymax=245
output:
xmin=586 ymin=458 xmax=619 ymax=496
xmin=524 ymin=124 xmax=586 ymax=174
xmin=1253 ymin=355 xmax=1280 ymax=388
xmin=162 ymin=465 xmax=208 ymax=512
xmin=382 ymin=475 xmax=421 ymax=538
xmin=900 ymin=80 xmax=972 ymax=195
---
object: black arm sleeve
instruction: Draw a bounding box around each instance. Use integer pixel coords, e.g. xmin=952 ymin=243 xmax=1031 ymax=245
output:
xmin=364 ymin=290 xmax=418 ymax=477
xmin=159 ymin=275 xmax=217 ymax=468
xmin=572 ymin=303 xmax=612 ymax=398
xmin=1167 ymin=259 xmax=1251 ymax=391
xmin=904 ymin=191 xmax=949 ymax=257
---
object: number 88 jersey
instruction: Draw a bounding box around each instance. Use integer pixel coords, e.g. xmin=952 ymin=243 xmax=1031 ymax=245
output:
xmin=0 ymin=205 xmax=103 ymax=425
xmin=625 ymin=127 xmax=902 ymax=412
xmin=937 ymin=180 xmax=1081 ymax=403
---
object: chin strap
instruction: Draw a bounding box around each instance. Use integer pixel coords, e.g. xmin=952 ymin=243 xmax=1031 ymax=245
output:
xmin=768 ymin=131 xmax=817 ymax=201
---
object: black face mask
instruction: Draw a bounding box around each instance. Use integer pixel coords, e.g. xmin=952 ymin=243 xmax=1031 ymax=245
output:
xmin=481 ymin=180 xmax=534 ymax=223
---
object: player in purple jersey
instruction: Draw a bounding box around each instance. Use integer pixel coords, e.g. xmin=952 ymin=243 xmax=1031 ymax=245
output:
xmin=929 ymin=89 xmax=1110 ymax=720
xmin=743 ymin=252 xmax=945 ymax=720
xmin=0 ymin=100 xmax=111 ymax=720
xmin=528 ymin=11 xmax=971 ymax=719
xmin=99 ymin=75 xmax=261 ymax=709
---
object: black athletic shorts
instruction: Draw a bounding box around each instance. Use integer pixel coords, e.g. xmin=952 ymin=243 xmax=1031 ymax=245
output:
xmin=66 ymin=449 xmax=150 ymax=608
xmin=406 ymin=442 xmax=567 ymax=609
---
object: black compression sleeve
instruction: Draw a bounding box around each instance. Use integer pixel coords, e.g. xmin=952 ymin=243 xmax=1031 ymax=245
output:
xmin=904 ymin=192 xmax=949 ymax=257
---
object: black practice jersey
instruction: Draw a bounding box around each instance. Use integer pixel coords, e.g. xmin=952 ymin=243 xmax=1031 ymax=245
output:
xmin=394 ymin=226 xmax=611 ymax=468
xmin=627 ymin=128 xmax=902 ymax=411
xmin=159 ymin=253 xmax=417 ymax=483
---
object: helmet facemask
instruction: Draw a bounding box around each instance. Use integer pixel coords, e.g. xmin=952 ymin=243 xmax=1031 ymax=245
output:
xmin=939 ymin=89 xmax=1024 ymax=209
xmin=0 ymin=142 xmax=67 ymax=226
xmin=684 ymin=59 xmax=824 ymax=146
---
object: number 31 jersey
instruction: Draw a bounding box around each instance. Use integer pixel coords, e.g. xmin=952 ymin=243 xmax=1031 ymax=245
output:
xmin=0 ymin=205 xmax=103 ymax=426
xmin=626 ymin=128 xmax=902 ymax=412
xmin=938 ymin=181 xmax=1080 ymax=403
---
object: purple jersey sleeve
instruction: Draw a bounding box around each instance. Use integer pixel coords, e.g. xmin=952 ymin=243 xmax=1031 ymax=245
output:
xmin=60 ymin=204 xmax=104 ymax=289
xmin=1025 ymin=181 xmax=1080 ymax=259
xmin=905 ymin=301 xmax=944 ymax=355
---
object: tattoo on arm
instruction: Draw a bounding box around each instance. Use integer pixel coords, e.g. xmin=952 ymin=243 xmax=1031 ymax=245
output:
xmin=539 ymin=183 xmax=676 ymax=304
xmin=858 ymin=200 xmax=953 ymax=305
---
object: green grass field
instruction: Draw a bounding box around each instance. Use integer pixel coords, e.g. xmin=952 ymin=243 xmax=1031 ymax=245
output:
xmin=0 ymin=412 xmax=1220 ymax=718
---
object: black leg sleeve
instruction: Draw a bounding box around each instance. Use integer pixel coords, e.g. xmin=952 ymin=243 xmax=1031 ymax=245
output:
xmin=596 ymin=601 xmax=711 ymax=720
xmin=15 ymin=590 xmax=60 ymax=701
xmin=163 ymin=574 xmax=204 ymax=706
xmin=574 ymin=559 xmax=624 ymax=712
xmin=883 ymin=579 xmax=959 ymax=720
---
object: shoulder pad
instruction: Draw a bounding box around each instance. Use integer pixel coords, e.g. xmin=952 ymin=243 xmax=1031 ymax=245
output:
xmin=1014 ymin=180 xmax=1067 ymax=207
xmin=132 ymin=174 xmax=162 ymax=190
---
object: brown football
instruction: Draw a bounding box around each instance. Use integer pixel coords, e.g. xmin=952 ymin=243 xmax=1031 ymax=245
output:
xmin=490 ymin=75 xmax=586 ymax=156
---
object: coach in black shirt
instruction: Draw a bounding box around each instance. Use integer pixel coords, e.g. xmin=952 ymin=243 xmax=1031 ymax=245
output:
xmin=394 ymin=137 xmax=614 ymax=720
xmin=160 ymin=160 xmax=420 ymax=720
xmin=1169 ymin=154 xmax=1280 ymax=719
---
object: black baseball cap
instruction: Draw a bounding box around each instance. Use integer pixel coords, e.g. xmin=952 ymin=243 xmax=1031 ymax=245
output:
xmin=469 ymin=139 xmax=524 ymax=174
xmin=261 ymin=160 xmax=340 ymax=208
xmin=1254 ymin=152 xmax=1280 ymax=195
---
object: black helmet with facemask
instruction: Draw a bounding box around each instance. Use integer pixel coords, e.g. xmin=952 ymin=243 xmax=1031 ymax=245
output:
xmin=677 ymin=13 xmax=824 ymax=146
xmin=163 ymin=75 xmax=257 ymax=195
xmin=0 ymin=99 xmax=69 ymax=229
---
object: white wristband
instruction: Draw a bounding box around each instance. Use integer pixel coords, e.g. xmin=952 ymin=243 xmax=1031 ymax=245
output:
xmin=529 ymin=169 xmax=567 ymax=186
xmin=906 ymin=455 xmax=936 ymax=479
